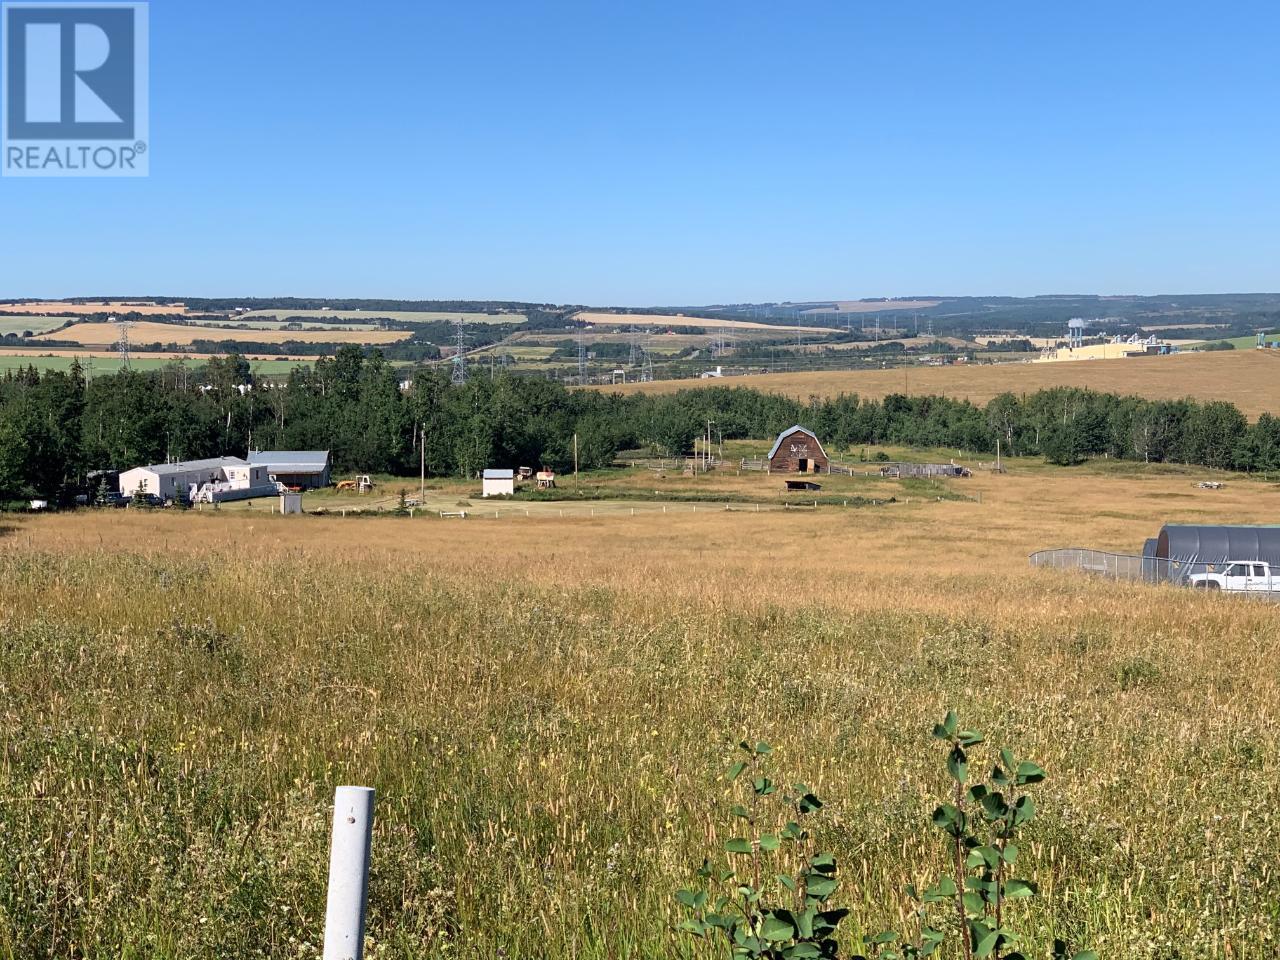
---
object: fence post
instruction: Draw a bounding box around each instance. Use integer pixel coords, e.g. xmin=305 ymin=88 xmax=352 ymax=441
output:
xmin=323 ymin=786 xmax=375 ymax=960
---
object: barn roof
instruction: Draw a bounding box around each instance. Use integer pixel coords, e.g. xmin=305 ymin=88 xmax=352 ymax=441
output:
xmin=248 ymin=450 xmax=331 ymax=474
xmin=767 ymin=425 xmax=828 ymax=461
xmin=1156 ymin=525 xmax=1280 ymax=565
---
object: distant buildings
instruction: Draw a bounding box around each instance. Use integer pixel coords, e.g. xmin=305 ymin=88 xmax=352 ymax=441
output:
xmin=118 ymin=449 xmax=331 ymax=502
xmin=118 ymin=457 xmax=276 ymax=503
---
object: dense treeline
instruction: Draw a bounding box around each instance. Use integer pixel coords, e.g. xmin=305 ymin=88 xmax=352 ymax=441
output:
xmin=2 ymin=349 xmax=1279 ymax=503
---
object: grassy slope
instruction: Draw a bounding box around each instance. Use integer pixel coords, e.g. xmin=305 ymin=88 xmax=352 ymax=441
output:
xmin=0 ymin=355 xmax=312 ymax=375
xmin=2 ymin=461 xmax=1280 ymax=956
xmin=592 ymin=350 xmax=1280 ymax=419
xmin=0 ymin=316 xmax=70 ymax=336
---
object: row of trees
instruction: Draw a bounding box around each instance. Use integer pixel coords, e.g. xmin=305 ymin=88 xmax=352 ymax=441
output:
xmin=2 ymin=349 xmax=1278 ymax=503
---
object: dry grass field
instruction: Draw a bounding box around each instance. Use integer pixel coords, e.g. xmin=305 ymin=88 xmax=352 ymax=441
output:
xmin=241 ymin=310 xmax=522 ymax=325
xmin=34 ymin=321 xmax=410 ymax=347
xmin=596 ymin=350 xmax=1280 ymax=419
xmin=3 ymin=457 xmax=1280 ymax=957
xmin=575 ymin=311 xmax=833 ymax=333
xmin=0 ymin=346 xmax=320 ymax=362
xmin=0 ymin=300 xmax=188 ymax=316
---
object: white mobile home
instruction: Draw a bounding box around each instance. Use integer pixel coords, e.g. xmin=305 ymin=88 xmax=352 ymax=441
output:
xmin=118 ymin=457 xmax=276 ymax=503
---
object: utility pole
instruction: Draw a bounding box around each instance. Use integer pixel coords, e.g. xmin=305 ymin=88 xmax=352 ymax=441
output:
xmin=574 ymin=432 xmax=579 ymax=477
xmin=419 ymin=422 xmax=426 ymax=506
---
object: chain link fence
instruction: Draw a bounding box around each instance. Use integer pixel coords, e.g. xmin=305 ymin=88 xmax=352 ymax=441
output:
xmin=1028 ymin=548 xmax=1212 ymax=585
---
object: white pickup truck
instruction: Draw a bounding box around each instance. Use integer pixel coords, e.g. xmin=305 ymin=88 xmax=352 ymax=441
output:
xmin=1188 ymin=561 xmax=1277 ymax=593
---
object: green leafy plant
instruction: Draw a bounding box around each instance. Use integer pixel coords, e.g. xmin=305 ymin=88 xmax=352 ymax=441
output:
xmin=675 ymin=740 xmax=848 ymax=959
xmin=680 ymin=719 xmax=1094 ymax=960
xmin=857 ymin=712 xmax=1094 ymax=960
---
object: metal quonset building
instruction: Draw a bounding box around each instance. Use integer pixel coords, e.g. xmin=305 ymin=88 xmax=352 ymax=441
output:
xmin=1141 ymin=537 xmax=1160 ymax=582
xmin=1156 ymin=525 xmax=1280 ymax=570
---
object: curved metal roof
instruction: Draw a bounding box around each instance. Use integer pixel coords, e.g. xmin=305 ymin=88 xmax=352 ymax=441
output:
xmin=1156 ymin=525 xmax=1280 ymax=565
xmin=767 ymin=426 xmax=828 ymax=461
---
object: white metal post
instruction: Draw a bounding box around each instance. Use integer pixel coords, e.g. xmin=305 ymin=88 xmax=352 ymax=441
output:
xmin=323 ymin=786 xmax=375 ymax=960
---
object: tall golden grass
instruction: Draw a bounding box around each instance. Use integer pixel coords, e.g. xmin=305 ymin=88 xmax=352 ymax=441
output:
xmin=1 ymin=462 xmax=1278 ymax=957
xmin=595 ymin=351 xmax=1280 ymax=420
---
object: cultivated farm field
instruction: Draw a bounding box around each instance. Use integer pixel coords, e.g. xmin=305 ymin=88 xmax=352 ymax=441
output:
xmin=2 ymin=458 xmax=1280 ymax=957
xmin=34 ymin=321 xmax=410 ymax=347
xmin=240 ymin=310 xmax=522 ymax=325
xmin=0 ymin=300 xmax=187 ymax=316
xmin=0 ymin=352 xmax=313 ymax=375
xmin=0 ymin=316 xmax=70 ymax=336
xmin=597 ymin=350 xmax=1280 ymax=419
xmin=575 ymin=311 xmax=833 ymax=332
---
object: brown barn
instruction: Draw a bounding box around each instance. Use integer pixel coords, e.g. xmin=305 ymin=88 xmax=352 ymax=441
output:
xmin=767 ymin=425 xmax=829 ymax=474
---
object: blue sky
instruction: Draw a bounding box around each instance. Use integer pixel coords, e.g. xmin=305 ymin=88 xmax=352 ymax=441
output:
xmin=3 ymin=0 xmax=1279 ymax=304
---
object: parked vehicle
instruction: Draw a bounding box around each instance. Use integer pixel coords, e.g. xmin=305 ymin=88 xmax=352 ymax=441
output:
xmin=1188 ymin=561 xmax=1277 ymax=592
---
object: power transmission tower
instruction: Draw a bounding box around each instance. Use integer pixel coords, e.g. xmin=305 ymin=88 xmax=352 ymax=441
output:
xmin=577 ymin=330 xmax=588 ymax=384
xmin=640 ymin=335 xmax=654 ymax=382
xmin=451 ymin=320 xmax=469 ymax=384
xmin=114 ymin=316 xmax=132 ymax=370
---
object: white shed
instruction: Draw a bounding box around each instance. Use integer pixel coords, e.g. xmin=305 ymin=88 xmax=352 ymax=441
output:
xmin=482 ymin=469 xmax=515 ymax=498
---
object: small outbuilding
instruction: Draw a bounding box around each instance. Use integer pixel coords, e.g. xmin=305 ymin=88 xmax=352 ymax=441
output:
xmin=767 ymin=426 xmax=829 ymax=475
xmin=482 ymin=469 xmax=515 ymax=497
xmin=248 ymin=450 xmax=332 ymax=489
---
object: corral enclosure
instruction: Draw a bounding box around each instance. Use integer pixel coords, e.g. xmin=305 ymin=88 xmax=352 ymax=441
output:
xmin=3 ymin=460 xmax=1280 ymax=957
